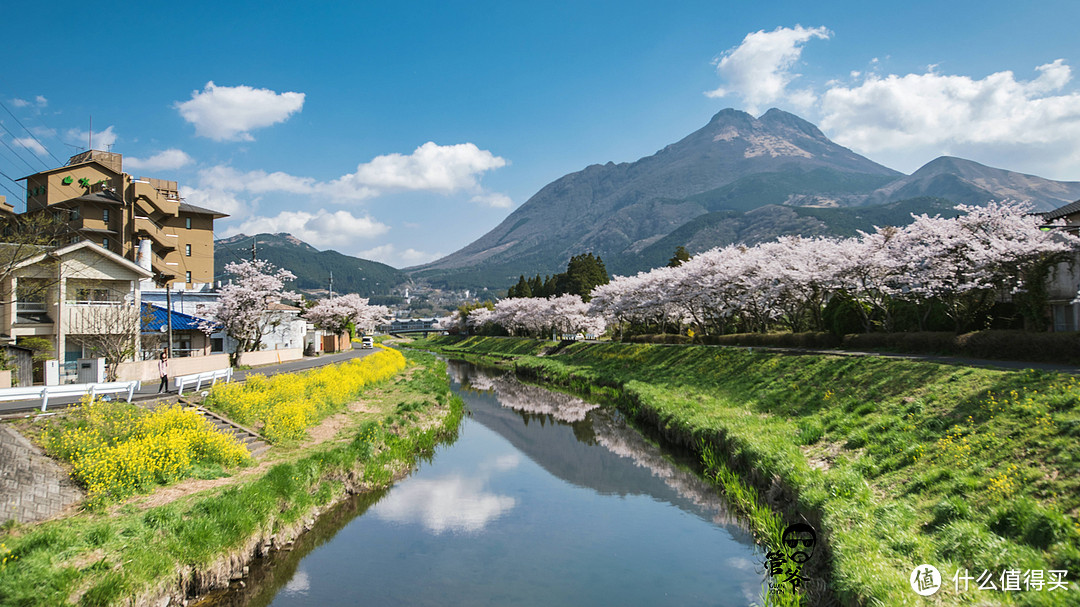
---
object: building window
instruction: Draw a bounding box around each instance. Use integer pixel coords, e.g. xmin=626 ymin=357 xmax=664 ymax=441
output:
xmin=185 ymin=217 xmax=192 ymax=229
xmin=186 ymin=271 xmax=192 ymax=283
xmin=185 ymin=244 xmax=192 ymax=256
xmin=211 ymin=338 xmax=224 ymax=353
xmin=102 ymin=209 xmax=109 ymax=223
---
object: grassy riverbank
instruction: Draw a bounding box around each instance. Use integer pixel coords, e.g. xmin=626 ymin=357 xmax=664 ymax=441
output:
xmin=0 ymin=349 xmax=462 ymax=607
xmin=416 ymin=336 xmax=1080 ymax=606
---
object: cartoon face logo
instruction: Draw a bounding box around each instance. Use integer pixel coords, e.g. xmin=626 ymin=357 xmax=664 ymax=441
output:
xmin=782 ymin=523 xmax=816 ymax=564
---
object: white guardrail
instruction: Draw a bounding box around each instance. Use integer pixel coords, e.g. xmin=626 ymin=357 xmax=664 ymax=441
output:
xmin=175 ymin=368 xmax=233 ymax=396
xmin=0 ymin=381 xmax=139 ymax=412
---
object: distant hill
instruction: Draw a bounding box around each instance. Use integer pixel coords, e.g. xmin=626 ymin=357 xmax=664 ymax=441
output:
xmin=215 ymin=233 xmax=408 ymax=300
xmin=410 ymin=108 xmax=1080 ymax=289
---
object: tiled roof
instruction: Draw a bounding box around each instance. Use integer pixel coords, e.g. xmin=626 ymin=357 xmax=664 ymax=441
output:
xmin=178 ymin=202 xmax=229 ymax=218
xmin=1041 ymin=199 xmax=1080 ymax=220
xmin=140 ymin=303 xmax=213 ymax=332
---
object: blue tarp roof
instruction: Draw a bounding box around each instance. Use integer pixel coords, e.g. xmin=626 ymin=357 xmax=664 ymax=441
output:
xmin=141 ymin=303 xmax=214 ymax=333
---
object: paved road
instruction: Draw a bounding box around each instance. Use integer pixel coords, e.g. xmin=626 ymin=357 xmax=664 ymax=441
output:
xmin=0 ymin=345 xmax=378 ymax=416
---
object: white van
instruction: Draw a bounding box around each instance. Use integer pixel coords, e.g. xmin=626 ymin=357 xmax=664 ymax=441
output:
xmin=361 ymin=336 xmax=374 ymax=349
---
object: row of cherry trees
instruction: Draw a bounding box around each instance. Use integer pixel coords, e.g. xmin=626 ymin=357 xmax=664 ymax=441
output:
xmin=199 ymin=259 xmax=392 ymax=363
xmin=467 ymin=294 xmax=606 ymax=338
xmin=470 ymin=202 xmax=1078 ymax=337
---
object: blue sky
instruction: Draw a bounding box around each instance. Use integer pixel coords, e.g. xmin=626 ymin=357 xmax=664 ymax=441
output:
xmin=4 ymin=1 xmax=1080 ymax=268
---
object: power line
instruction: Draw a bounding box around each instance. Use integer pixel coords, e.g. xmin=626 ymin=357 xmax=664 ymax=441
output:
xmin=0 ymin=120 xmax=48 ymax=170
xmin=0 ymin=135 xmax=37 ymax=172
xmin=0 ymin=178 xmax=21 ymax=201
xmin=0 ymin=101 xmax=63 ymax=165
xmin=0 ymin=167 xmax=25 ymax=199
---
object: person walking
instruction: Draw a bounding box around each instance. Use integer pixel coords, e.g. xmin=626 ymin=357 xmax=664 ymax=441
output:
xmin=157 ymin=351 xmax=170 ymax=394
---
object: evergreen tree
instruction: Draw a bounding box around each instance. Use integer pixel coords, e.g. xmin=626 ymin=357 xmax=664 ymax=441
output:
xmin=542 ymin=275 xmax=558 ymax=298
xmin=529 ymin=274 xmax=544 ymax=297
xmin=667 ymin=245 xmax=691 ymax=267
xmin=564 ymin=253 xmax=609 ymax=301
xmin=509 ymin=275 xmax=530 ymax=298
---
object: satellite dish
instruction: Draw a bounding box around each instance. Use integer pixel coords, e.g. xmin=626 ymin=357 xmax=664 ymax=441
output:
xmin=159 ymin=326 xmax=168 ymax=333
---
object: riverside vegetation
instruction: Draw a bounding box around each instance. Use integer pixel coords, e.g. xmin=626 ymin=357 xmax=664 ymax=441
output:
xmin=0 ymin=348 xmax=461 ymax=606
xmin=416 ymin=335 xmax=1080 ymax=606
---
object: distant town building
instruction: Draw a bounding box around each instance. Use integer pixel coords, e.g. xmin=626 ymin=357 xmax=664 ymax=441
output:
xmin=18 ymin=150 xmax=226 ymax=287
xmin=377 ymin=318 xmax=439 ymax=333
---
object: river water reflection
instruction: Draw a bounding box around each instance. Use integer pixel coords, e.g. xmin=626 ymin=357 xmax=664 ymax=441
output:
xmin=213 ymin=360 xmax=767 ymax=607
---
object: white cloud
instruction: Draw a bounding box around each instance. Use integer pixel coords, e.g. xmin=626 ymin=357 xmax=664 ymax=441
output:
xmin=197 ymin=165 xmax=318 ymax=195
xmin=706 ymin=25 xmax=831 ymax=113
xmin=373 ymin=475 xmax=516 ymax=534
xmin=334 ymin=142 xmax=506 ymax=194
xmin=470 ymin=192 xmax=513 ymax=208
xmin=13 ymin=137 xmax=48 ymax=156
xmin=126 ymin=148 xmax=194 ymax=172
xmin=179 ymin=186 xmax=247 ymax=218
xmin=10 ymin=96 xmax=46 ymax=109
xmin=175 ymin=81 xmax=305 ymax=141
xmin=818 ymin=59 xmax=1080 ymax=176
xmin=190 ymin=141 xmax=505 ymax=205
xmin=229 ymin=209 xmax=390 ymax=249
xmin=358 ymin=243 xmax=441 ymax=267
xmin=66 ymin=125 xmax=117 ymax=149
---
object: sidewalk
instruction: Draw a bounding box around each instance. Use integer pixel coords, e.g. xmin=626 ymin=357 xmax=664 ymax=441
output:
xmin=0 ymin=344 xmax=376 ymax=416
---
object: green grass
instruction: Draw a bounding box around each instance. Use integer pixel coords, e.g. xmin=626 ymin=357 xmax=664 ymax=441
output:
xmin=0 ymin=351 xmax=463 ymax=607
xmin=415 ymin=336 xmax=1080 ymax=606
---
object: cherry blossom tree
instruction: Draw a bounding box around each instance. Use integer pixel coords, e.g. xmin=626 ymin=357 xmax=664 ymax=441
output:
xmin=199 ymin=259 xmax=299 ymax=365
xmin=305 ymin=293 xmax=391 ymax=336
xmin=589 ymin=201 xmax=1080 ymax=337
xmin=888 ymin=201 xmax=1078 ymax=331
xmin=479 ymin=295 xmax=605 ymax=338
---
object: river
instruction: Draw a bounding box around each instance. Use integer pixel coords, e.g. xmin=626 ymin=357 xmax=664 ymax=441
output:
xmin=206 ymin=359 xmax=767 ymax=606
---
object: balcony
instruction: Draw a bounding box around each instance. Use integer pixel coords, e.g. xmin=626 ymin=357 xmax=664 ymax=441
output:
xmin=64 ymin=301 xmax=138 ymax=335
xmin=15 ymin=301 xmax=52 ymax=325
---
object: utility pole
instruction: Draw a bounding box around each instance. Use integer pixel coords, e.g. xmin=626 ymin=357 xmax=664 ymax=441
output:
xmin=329 ymin=271 xmax=333 ymax=299
xmin=165 ymin=282 xmax=173 ymax=357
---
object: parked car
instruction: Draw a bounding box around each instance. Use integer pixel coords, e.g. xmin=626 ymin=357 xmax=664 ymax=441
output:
xmin=361 ymin=336 xmax=374 ymax=349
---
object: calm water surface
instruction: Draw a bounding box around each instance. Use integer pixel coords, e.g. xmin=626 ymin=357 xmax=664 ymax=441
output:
xmin=211 ymin=360 xmax=767 ymax=607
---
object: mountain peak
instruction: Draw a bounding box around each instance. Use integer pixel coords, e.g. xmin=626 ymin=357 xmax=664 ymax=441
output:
xmin=707 ymin=108 xmax=755 ymax=126
xmin=758 ymin=108 xmax=827 ymax=140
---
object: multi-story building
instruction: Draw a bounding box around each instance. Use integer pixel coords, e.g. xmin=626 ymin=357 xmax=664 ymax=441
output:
xmin=18 ymin=150 xmax=226 ymax=287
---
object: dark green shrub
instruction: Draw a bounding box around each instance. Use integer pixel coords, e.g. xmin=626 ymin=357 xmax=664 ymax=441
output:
xmin=930 ymin=496 xmax=972 ymax=528
xmin=989 ymin=497 xmax=1070 ymax=549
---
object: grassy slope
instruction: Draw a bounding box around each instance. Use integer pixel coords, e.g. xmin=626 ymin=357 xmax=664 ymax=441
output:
xmin=420 ymin=336 xmax=1080 ymax=606
xmin=0 ymin=350 xmax=462 ymax=607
